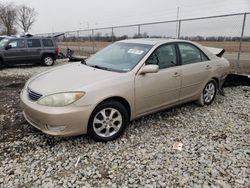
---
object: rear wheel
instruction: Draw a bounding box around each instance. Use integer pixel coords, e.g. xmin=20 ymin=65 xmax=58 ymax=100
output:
xmin=42 ymin=55 xmax=54 ymax=66
xmin=197 ymin=80 xmax=217 ymax=106
xmin=88 ymin=100 xmax=129 ymax=142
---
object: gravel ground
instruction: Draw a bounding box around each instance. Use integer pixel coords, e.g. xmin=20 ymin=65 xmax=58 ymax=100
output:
xmin=0 ymin=63 xmax=250 ymax=187
xmin=0 ymin=59 xmax=69 ymax=77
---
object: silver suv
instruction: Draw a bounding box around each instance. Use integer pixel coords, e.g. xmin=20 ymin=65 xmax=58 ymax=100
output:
xmin=0 ymin=36 xmax=58 ymax=69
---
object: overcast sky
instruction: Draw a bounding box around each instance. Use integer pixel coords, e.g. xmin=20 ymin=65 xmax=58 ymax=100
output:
xmin=1 ymin=0 xmax=250 ymax=35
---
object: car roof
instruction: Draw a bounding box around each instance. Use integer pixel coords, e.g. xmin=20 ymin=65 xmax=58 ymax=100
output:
xmin=0 ymin=36 xmax=53 ymax=40
xmin=118 ymin=38 xmax=186 ymax=45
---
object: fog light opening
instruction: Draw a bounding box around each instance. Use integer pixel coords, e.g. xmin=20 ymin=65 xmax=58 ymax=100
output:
xmin=46 ymin=124 xmax=66 ymax=132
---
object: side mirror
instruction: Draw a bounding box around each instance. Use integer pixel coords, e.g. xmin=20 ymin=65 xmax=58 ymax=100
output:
xmin=5 ymin=45 xmax=12 ymax=50
xmin=140 ymin=64 xmax=159 ymax=74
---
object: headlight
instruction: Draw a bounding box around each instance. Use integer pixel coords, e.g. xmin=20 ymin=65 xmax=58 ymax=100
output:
xmin=37 ymin=92 xmax=85 ymax=107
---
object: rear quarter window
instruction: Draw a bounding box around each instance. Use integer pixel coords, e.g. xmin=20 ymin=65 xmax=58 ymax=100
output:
xmin=42 ymin=39 xmax=54 ymax=47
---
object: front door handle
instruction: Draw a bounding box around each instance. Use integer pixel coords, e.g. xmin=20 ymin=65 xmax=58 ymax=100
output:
xmin=205 ymin=65 xmax=212 ymax=70
xmin=173 ymin=72 xmax=180 ymax=77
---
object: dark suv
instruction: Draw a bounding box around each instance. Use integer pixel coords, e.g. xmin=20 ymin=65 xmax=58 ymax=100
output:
xmin=0 ymin=36 xmax=59 ymax=68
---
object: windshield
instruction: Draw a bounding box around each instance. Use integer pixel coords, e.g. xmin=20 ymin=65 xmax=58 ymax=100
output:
xmin=0 ymin=38 xmax=9 ymax=48
xmin=86 ymin=42 xmax=153 ymax=72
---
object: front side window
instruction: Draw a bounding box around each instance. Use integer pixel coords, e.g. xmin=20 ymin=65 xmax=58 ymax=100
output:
xmin=8 ymin=39 xmax=25 ymax=49
xmin=178 ymin=43 xmax=208 ymax=65
xmin=146 ymin=44 xmax=177 ymax=69
xmin=0 ymin=39 xmax=9 ymax=48
xmin=27 ymin=39 xmax=41 ymax=48
xmin=86 ymin=42 xmax=153 ymax=72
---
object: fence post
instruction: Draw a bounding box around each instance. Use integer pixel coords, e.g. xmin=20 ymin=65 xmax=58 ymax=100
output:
xmin=177 ymin=20 xmax=181 ymax=39
xmin=65 ymin=32 xmax=69 ymax=51
xmin=92 ymin=29 xmax=95 ymax=54
xmin=77 ymin=31 xmax=81 ymax=55
xmin=138 ymin=24 xmax=141 ymax=38
xmin=111 ymin=27 xmax=114 ymax=42
xmin=236 ymin=13 xmax=247 ymax=73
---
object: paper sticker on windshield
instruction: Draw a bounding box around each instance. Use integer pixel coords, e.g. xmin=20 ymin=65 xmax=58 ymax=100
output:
xmin=128 ymin=49 xmax=144 ymax=55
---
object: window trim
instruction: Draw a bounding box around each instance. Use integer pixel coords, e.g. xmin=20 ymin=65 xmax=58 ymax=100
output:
xmin=176 ymin=42 xmax=210 ymax=65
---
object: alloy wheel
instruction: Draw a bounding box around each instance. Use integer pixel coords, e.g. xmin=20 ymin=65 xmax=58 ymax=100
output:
xmin=93 ymin=108 xmax=123 ymax=138
xmin=203 ymin=82 xmax=216 ymax=104
xmin=44 ymin=57 xmax=53 ymax=66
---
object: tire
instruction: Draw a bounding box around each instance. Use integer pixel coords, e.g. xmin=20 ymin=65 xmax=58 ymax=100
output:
xmin=87 ymin=100 xmax=129 ymax=142
xmin=42 ymin=55 xmax=54 ymax=66
xmin=0 ymin=59 xmax=3 ymax=70
xmin=197 ymin=80 xmax=217 ymax=106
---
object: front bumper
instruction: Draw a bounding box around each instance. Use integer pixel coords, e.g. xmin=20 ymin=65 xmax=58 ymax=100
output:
xmin=20 ymin=89 xmax=94 ymax=136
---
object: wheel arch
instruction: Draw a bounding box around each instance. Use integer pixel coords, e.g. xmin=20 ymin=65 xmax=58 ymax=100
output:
xmin=211 ymin=77 xmax=219 ymax=88
xmin=42 ymin=53 xmax=56 ymax=60
xmin=92 ymin=96 xmax=132 ymax=121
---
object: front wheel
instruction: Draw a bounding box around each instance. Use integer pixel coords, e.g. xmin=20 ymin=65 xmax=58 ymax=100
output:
xmin=42 ymin=55 xmax=54 ymax=66
xmin=88 ymin=100 xmax=129 ymax=142
xmin=0 ymin=59 xmax=3 ymax=70
xmin=197 ymin=80 xmax=217 ymax=106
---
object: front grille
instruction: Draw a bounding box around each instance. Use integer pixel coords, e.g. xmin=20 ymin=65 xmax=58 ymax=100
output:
xmin=28 ymin=88 xmax=43 ymax=101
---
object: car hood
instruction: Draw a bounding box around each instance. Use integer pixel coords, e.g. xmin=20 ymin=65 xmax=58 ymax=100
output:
xmin=28 ymin=63 xmax=122 ymax=95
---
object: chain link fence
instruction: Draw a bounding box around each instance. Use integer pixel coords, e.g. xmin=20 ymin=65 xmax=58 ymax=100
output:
xmin=37 ymin=12 xmax=250 ymax=74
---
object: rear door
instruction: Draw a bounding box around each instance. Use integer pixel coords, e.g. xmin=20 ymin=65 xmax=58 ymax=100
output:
xmin=3 ymin=39 xmax=27 ymax=63
xmin=135 ymin=43 xmax=182 ymax=115
xmin=177 ymin=42 xmax=212 ymax=101
xmin=26 ymin=38 xmax=42 ymax=61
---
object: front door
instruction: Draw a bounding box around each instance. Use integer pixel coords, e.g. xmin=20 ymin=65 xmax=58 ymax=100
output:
xmin=3 ymin=39 xmax=27 ymax=63
xmin=135 ymin=43 xmax=182 ymax=116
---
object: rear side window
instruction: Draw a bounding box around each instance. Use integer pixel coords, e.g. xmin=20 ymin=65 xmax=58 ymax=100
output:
xmin=27 ymin=39 xmax=41 ymax=48
xmin=178 ymin=43 xmax=208 ymax=65
xmin=42 ymin=39 xmax=54 ymax=47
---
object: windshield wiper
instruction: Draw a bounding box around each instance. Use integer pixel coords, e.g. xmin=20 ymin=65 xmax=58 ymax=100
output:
xmin=82 ymin=62 xmax=112 ymax=71
xmin=91 ymin=65 xmax=108 ymax=70
xmin=81 ymin=61 xmax=107 ymax=70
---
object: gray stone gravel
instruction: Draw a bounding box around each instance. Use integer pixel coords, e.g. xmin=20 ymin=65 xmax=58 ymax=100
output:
xmin=0 ymin=64 xmax=249 ymax=187
xmin=0 ymin=59 xmax=69 ymax=77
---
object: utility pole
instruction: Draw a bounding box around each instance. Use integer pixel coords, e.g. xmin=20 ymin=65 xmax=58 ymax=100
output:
xmin=176 ymin=7 xmax=180 ymax=38
xmin=87 ymin=22 xmax=90 ymax=43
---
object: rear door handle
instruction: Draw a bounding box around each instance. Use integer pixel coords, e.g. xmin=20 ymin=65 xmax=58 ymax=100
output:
xmin=173 ymin=72 xmax=180 ymax=77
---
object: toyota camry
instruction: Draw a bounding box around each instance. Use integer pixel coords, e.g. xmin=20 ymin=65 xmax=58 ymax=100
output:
xmin=21 ymin=39 xmax=230 ymax=141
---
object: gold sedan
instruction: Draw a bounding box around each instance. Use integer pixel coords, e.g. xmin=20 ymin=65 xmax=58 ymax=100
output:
xmin=21 ymin=39 xmax=230 ymax=141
